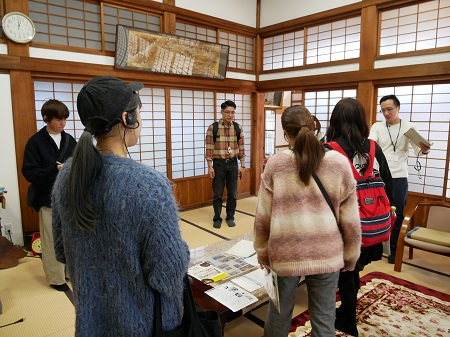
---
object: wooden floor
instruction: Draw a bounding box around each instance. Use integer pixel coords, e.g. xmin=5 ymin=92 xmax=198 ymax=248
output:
xmin=0 ymin=196 xmax=449 ymax=337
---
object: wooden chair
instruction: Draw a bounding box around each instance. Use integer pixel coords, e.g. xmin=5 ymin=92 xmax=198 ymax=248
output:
xmin=394 ymin=201 xmax=450 ymax=272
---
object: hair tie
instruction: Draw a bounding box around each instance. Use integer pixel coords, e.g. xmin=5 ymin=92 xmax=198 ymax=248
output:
xmin=297 ymin=125 xmax=309 ymax=134
xmin=84 ymin=127 xmax=95 ymax=135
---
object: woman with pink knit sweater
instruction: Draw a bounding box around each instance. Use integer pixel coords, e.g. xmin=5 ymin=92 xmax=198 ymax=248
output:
xmin=254 ymin=105 xmax=362 ymax=337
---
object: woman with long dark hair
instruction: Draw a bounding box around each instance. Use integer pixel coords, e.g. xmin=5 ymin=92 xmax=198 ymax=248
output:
xmin=254 ymin=105 xmax=361 ymax=337
xmin=52 ymin=76 xmax=190 ymax=336
xmin=326 ymin=98 xmax=393 ymax=336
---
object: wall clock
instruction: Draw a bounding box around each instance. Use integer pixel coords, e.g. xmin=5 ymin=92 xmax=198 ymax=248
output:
xmin=1 ymin=12 xmax=36 ymax=44
xmin=31 ymin=232 xmax=42 ymax=256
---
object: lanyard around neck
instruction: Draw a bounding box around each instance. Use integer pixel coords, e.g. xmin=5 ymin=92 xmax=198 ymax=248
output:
xmin=386 ymin=119 xmax=401 ymax=152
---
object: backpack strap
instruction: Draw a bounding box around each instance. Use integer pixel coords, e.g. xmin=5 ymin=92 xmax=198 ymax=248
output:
xmin=234 ymin=122 xmax=241 ymax=143
xmin=326 ymin=140 xmax=377 ymax=179
xmin=213 ymin=122 xmax=219 ymax=143
xmin=213 ymin=121 xmax=241 ymax=143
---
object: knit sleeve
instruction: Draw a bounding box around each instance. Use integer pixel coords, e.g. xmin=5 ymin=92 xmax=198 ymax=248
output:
xmin=253 ymin=164 xmax=274 ymax=265
xmin=139 ymin=173 xmax=190 ymax=298
xmin=336 ymin=160 xmax=362 ymax=271
xmin=51 ymin=163 xmax=68 ymax=264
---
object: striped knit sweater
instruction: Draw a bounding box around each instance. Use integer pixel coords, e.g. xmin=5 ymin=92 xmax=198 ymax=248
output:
xmin=254 ymin=149 xmax=361 ymax=276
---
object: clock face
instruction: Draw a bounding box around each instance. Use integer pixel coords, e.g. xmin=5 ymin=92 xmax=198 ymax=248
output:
xmin=31 ymin=237 xmax=42 ymax=254
xmin=2 ymin=12 xmax=36 ymax=44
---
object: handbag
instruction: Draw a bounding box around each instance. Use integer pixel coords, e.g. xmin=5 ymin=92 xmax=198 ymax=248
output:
xmin=154 ymin=275 xmax=222 ymax=337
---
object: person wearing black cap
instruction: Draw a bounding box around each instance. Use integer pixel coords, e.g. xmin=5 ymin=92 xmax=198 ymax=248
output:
xmin=22 ymin=99 xmax=77 ymax=292
xmin=205 ymin=100 xmax=246 ymax=229
xmin=51 ymin=76 xmax=190 ymax=336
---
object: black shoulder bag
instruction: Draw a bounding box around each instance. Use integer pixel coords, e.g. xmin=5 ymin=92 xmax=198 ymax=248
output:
xmin=154 ymin=275 xmax=222 ymax=337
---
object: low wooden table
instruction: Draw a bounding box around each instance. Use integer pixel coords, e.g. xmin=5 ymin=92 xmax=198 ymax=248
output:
xmin=188 ymin=233 xmax=269 ymax=335
xmin=189 ymin=277 xmax=243 ymax=334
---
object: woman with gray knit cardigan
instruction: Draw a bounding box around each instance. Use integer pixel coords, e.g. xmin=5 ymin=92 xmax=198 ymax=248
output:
xmin=254 ymin=105 xmax=361 ymax=337
xmin=52 ymin=76 xmax=190 ymax=336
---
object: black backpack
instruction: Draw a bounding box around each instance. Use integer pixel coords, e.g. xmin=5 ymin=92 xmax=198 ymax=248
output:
xmin=212 ymin=122 xmax=241 ymax=143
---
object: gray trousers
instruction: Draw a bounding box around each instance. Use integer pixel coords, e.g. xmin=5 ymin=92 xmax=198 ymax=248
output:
xmin=39 ymin=207 xmax=66 ymax=285
xmin=264 ymin=271 xmax=340 ymax=337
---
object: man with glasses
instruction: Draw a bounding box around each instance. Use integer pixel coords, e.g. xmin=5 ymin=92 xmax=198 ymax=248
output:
xmin=205 ymin=100 xmax=246 ymax=228
xmin=369 ymin=94 xmax=431 ymax=264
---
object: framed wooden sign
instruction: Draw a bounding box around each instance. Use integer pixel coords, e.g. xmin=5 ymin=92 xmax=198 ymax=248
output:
xmin=264 ymin=92 xmax=283 ymax=108
xmin=115 ymin=25 xmax=229 ymax=79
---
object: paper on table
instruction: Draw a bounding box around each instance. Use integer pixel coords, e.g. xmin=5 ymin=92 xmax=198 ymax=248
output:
xmin=188 ymin=263 xmax=229 ymax=284
xmin=231 ymin=268 xmax=265 ymax=292
xmin=263 ymin=269 xmax=280 ymax=313
xmin=225 ymin=239 xmax=256 ymax=258
xmin=205 ymin=282 xmax=258 ymax=312
xmin=243 ymin=254 xmax=259 ymax=267
xmin=404 ymin=127 xmax=432 ymax=148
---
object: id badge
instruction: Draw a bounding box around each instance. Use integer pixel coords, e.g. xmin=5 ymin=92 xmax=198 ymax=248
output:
xmin=387 ymin=154 xmax=399 ymax=162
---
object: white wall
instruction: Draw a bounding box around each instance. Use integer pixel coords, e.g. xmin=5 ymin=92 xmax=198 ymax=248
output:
xmin=0 ymin=74 xmax=24 ymax=246
xmin=176 ymin=0 xmax=257 ymax=27
xmin=260 ymin=0 xmax=361 ymax=27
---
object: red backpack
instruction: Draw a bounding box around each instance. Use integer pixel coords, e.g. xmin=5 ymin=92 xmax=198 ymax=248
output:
xmin=327 ymin=140 xmax=392 ymax=247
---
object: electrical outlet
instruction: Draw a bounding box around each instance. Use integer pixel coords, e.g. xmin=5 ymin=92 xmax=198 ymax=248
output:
xmin=5 ymin=224 xmax=12 ymax=235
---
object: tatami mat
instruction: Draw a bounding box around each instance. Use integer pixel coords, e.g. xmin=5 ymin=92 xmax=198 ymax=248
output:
xmin=180 ymin=197 xmax=256 ymax=240
xmin=234 ymin=196 xmax=258 ymax=215
xmin=179 ymin=219 xmax=224 ymax=249
xmin=0 ymin=257 xmax=75 ymax=337
xmin=1 ymin=195 xmax=449 ymax=337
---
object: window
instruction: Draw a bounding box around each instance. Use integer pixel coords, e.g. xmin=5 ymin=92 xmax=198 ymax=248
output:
xmin=29 ymin=0 xmax=102 ymax=49
xmin=34 ymin=80 xmax=168 ymax=175
xmin=170 ymin=90 xmax=215 ymax=179
xmin=219 ymin=32 xmax=254 ymax=71
xmin=28 ymin=0 xmax=161 ymax=51
xmin=377 ymin=85 xmax=450 ymax=197
xmin=263 ymin=30 xmax=304 ymax=70
xmin=306 ymin=17 xmax=361 ymax=64
xmin=265 ymin=109 xmax=276 ymax=155
xmin=130 ymin=87 xmax=167 ymax=175
xmin=103 ymin=5 xmax=161 ymax=52
xmin=380 ymin=0 xmax=450 ymax=55
xmin=262 ymin=16 xmax=360 ymax=70
xmin=176 ymin=22 xmax=217 ymax=43
xmin=304 ymin=89 xmax=357 ymax=136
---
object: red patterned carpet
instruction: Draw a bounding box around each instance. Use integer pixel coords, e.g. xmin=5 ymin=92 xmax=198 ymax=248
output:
xmin=289 ymin=272 xmax=450 ymax=337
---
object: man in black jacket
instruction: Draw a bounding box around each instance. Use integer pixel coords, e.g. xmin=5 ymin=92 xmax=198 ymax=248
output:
xmin=22 ymin=99 xmax=77 ymax=291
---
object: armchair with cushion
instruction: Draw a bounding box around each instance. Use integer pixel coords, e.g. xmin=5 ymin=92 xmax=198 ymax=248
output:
xmin=394 ymin=201 xmax=450 ymax=272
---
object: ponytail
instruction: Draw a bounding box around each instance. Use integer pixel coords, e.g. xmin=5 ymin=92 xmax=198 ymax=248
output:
xmin=67 ymin=131 xmax=103 ymax=232
xmin=293 ymin=127 xmax=325 ymax=184
xmin=281 ymin=105 xmax=325 ymax=185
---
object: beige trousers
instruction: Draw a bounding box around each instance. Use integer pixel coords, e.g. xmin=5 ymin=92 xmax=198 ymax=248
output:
xmin=39 ymin=207 xmax=66 ymax=285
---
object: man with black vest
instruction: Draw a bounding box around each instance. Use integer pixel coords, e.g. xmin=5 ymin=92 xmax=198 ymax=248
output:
xmin=205 ymin=100 xmax=246 ymax=228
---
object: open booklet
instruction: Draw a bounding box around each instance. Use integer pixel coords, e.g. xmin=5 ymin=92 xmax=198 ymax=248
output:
xmin=263 ymin=269 xmax=280 ymax=313
xmin=404 ymin=127 xmax=431 ymax=148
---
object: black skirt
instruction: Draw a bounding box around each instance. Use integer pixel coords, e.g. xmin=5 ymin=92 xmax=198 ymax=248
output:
xmin=355 ymin=243 xmax=383 ymax=272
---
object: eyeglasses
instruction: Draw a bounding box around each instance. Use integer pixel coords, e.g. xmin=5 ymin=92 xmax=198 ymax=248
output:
xmin=223 ymin=110 xmax=235 ymax=115
xmin=379 ymin=107 xmax=397 ymax=113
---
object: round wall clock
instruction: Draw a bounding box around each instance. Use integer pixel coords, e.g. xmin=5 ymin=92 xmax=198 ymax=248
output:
xmin=31 ymin=232 xmax=42 ymax=255
xmin=2 ymin=12 xmax=36 ymax=44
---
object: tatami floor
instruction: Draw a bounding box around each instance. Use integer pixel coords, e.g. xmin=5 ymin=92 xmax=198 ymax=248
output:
xmin=0 ymin=196 xmax=449 ymax=337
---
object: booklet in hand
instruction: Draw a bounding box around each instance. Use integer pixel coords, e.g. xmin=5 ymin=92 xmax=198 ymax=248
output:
xmin=404 ymin=127 xmax=431 ymax=148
